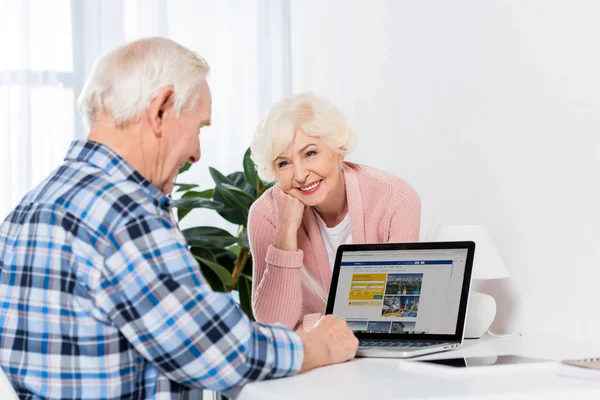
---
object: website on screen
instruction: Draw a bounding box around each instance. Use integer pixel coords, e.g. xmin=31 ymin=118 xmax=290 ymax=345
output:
xmin=332 ymin=248 xmax=468 ymax=335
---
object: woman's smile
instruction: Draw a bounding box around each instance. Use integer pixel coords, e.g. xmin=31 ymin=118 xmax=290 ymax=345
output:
xmin=297 ymin=179 xmax=323 ymax=195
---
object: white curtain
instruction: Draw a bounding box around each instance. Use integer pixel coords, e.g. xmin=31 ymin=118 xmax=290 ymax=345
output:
xmin=0 ymin=0 xmax=291 ymax=228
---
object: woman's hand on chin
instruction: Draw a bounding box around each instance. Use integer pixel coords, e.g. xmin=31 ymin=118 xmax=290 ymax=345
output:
xmin=273 ymin=185 xmax=305 ymax=251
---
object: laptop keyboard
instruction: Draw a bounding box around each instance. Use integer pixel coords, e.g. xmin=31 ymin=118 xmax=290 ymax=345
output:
xmin=359 ymin=340 xmax=445 ymax=348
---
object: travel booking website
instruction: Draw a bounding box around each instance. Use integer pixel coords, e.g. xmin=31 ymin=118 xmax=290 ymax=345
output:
xmin=332 ymin=248 xmax=468 ymax=335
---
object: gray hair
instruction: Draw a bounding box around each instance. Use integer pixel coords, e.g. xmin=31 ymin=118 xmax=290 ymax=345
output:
xmin=251 ymin=91 xmax=357 ymax=182
xmin=78 ymin=37 xmax=210 ymax=127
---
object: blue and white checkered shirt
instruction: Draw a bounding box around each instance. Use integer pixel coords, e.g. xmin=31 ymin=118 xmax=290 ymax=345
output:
xmin=0 ymin=140 xmax=303 ymax=399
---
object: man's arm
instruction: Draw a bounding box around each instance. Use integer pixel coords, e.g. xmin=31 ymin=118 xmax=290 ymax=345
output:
xmin=94 ymin=214 xmax=304 ymax=392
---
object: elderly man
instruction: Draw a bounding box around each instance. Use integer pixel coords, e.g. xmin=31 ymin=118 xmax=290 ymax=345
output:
xmin=0 ymin=38 xmax=357 ymax=399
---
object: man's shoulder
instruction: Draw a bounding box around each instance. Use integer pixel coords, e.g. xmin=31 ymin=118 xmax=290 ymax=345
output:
xmin=30 ymin=160 xmax=162 ymax=236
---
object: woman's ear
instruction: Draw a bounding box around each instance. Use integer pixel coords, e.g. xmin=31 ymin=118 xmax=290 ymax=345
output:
xmin=148 ymin=85 xmax=175 ymax=136
xmin=337 ymin=149 xmax=346 ymax=165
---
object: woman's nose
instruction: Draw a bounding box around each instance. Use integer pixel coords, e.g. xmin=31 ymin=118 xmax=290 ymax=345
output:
xmin=294 ymin=163 xmax=308 ymax=182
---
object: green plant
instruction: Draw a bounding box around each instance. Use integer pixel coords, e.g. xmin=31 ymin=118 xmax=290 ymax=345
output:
xmin=171 ymin=149 xmax=271 ymax=320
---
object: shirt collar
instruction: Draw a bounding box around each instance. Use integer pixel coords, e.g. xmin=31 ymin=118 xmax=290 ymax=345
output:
xmin=65 ymin=140 xmax=172 ymax=210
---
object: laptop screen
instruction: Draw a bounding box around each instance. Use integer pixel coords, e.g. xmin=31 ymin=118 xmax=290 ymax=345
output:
xmin=327 ymin=242 xmax=474 ymax=339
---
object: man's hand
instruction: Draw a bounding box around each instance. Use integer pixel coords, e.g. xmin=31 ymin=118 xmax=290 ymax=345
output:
xmin=297 ymin=315 xmax=359 ymax=373
xmin=272 ymin=186 xmax=306 ymax=252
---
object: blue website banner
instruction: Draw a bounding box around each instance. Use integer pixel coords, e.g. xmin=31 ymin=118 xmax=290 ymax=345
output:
xmin=340 ymin=260 xmax=453 ymax=266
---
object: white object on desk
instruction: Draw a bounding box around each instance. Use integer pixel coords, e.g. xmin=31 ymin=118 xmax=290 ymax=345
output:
xmin=433 ymin=224 xmax=510 ymax=339
xmin=0 ymin=367 xmax=18 ymax=400
xmin=238 ymin=334 xmax=600 ymax=400
xmin=397 ymin=355 xmax=556 ymax=378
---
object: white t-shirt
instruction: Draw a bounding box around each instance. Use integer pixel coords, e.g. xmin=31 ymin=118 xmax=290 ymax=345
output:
xmin=313 ymin=209 xmax=353 ymax=270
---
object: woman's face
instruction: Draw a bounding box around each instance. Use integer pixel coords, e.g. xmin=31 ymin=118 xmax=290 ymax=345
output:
xmin=274 ymin=128 xmax=344 ymax=207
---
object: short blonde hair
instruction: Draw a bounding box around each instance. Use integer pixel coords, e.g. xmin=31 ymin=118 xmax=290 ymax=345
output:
xmin=78 ymin=37 xmax=210 ymax=128
xmin=251 ymin=91 xmax=357 ymax=182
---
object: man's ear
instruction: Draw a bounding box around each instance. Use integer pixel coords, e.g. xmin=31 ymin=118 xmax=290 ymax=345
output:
xmin=148 ymin=85 xmax=175 ymax=136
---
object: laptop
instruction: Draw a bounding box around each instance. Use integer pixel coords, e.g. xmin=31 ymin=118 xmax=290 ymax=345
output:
xmin=326 ymin=241 xmax=475 ymax=358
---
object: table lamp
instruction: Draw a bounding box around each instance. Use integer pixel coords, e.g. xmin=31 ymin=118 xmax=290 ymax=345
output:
xmin=433 ymin=225 xmax=510 ymax=339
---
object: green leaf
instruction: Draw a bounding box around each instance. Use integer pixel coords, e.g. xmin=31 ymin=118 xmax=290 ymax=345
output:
xmin=228 ymin=244 xmax=241 ymax=257
xmin=174 ymin=183 xmax=198 ymax=192
xmin=216 ymin=184 xmax=254 ymax=215
xmin=226 ymin=171 xmax=245 ymax=188
xmin=209 ymin=166 xmax=232 ymax=186
xmin=228 ymin=171 xmax=257 ymax=198
xmin=240 ymin=231 xmax=249 ymax=248
xmin=258 ymin=180 xmax=274 ymax=197
xmin=191 ymin=247 xmax=224 ymax=292
xmin=178 ymin=208 xmax=191 ymax=223
xmin=176 ymin=190 xmax=215 ymax=221
xmin=182 ymin=227 xmax=238 ymax=248
xmin=215 ymin=187 xmax=248 ymax=220
xmin=213 ymin=196 xmax=247 ymax=225
xmin=194 ymin=255 xmax=233 ymax=287
xmin=243 ymin=148 xmax=260 ymax=189
xmin=208 ymin=168 xmax=252 ymax=225
xmin=172 ymin=198 xmax=223 ymax=211
xmin=243 ymin=252 xmax=253 ymax=277
xmin=238 ymin=275 xmax=254 ymax=320
xmin=179 ymin=163 xmax=192 ymax=174
xmin=212 ymin=248 xmax=237 ymax=273
xmin=185 ymin=189 xmax=214 ymax=199
xmin=221 ymin=183 xmax=255 ymax=202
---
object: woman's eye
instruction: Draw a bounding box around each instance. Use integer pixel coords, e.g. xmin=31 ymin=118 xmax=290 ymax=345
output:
xmin=277 ymin=161 xmax=289 ymax=168
xmin=306 ymin=150 xmax=317 ymax=157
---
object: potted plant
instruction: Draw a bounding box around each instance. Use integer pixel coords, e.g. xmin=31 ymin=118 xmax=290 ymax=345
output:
xmin=171 ymin=149 xmax=271 ymax=320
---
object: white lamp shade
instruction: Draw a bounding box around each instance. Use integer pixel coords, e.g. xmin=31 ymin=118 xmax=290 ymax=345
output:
xmin=433 ymin=225 xmax=510 ymax=280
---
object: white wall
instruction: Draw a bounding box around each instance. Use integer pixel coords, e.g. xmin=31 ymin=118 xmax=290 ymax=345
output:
xmin=290 ymin=0 xmax=600 ymax=340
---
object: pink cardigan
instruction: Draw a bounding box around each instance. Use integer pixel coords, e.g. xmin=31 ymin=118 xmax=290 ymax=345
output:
xmin=247 ymin=162 xmax=421 ymax=331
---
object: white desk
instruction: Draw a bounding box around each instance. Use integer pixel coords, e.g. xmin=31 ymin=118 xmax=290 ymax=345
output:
xmin=238 ymin=334 xmax=600 ymax=400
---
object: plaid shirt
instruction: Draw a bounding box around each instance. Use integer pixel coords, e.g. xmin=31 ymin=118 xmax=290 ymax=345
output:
xmin=0 ymin=140 xmax=303 ymax=399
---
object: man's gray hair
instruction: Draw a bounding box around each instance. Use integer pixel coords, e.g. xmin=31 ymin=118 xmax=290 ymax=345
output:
xmin=78 ymin=37 xmax=210 ymax=128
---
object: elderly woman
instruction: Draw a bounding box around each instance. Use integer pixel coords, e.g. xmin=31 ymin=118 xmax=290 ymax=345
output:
xmin=248 ymin=92 xmax=421 ymax=331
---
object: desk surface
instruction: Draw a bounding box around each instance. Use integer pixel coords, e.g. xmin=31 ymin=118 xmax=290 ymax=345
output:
xmin=238 ymin=334 xmax=600 ymax=400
